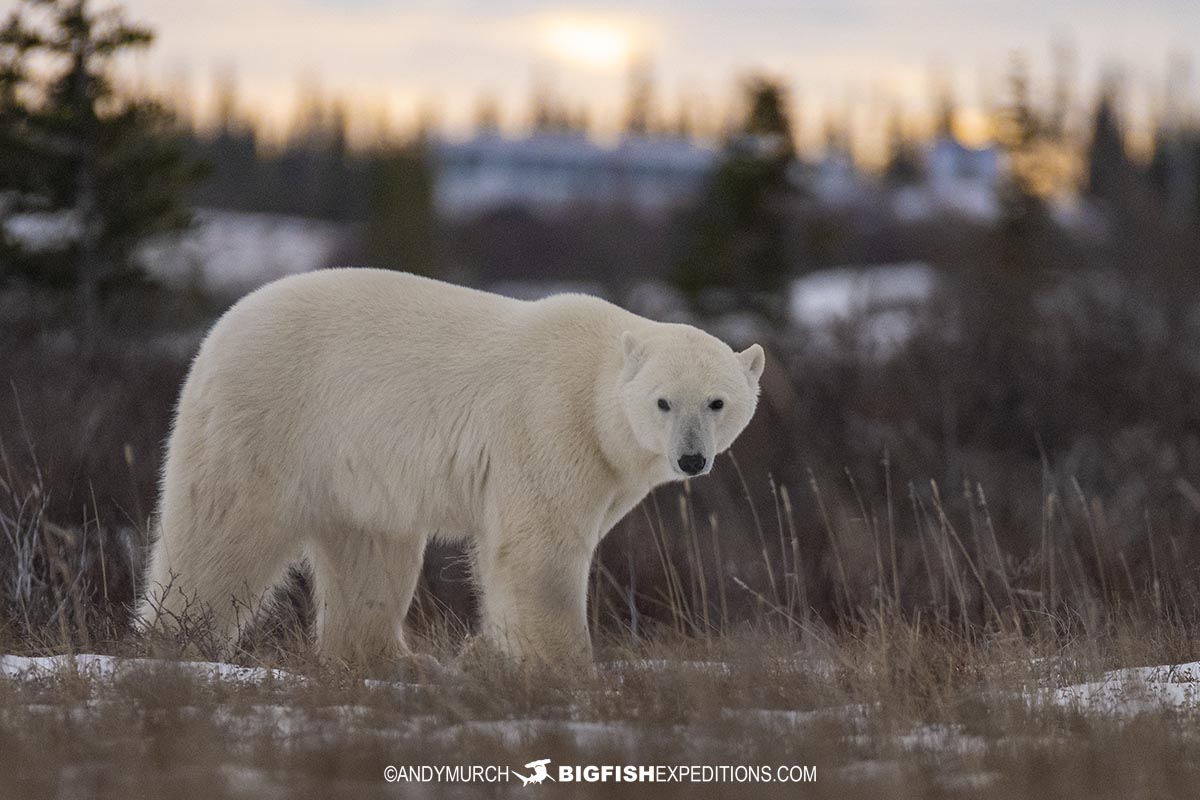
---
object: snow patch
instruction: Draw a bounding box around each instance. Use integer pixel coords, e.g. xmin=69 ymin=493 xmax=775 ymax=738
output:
xmin=893 ymin=724 xmax=987 ymax=756
xmin=788 ymin=262 xmax=939 ymax=355
xmin=0 ymin=653 xmax=298 ymax=684
xmin=599 ymin=659 xmax=732 ymax=675
xmin=719 ymin=703 xmax=872 ymax=730
xmin=140 ymin=209 xmax=349 ymax=295
xmin=1045 ymin=661 xmax=1200 ymax=714
xmin=4 ymin=208 xmax=350 ymax=296
xmin=439 ymin=718 xmax=638 ymax=749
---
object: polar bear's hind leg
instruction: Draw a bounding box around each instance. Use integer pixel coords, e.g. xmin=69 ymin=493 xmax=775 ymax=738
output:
xmin=309 ymin=530 xmax=428 ymax=666
xmin=138 ymin=507 xmax=296 ymax=651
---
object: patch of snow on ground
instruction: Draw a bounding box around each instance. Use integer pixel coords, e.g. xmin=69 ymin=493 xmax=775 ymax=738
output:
xmin=836 ymin=759 xmax=904 ymax=782
xmin=197 ymin=704 xmax=310 ymax=744
xmin=218 ymin=765 xmax=291 ymax=800
xmin=4 ymin=208 xmax=351 ymax=297
xmin=438 ymin=719 xmax=638 ymax=750
xmin=788 ymin=262 xmax=939 ymax=355
xmin=939 ymin=771 xmax=1003 ymax=791
xmin=719 ymin=703 xmax=872 ymax=730
xmin=0 ymin=653 xmax=298 ymax=684
xmin=599 ymin=659 xmax=731 ymax=675
xmin=894 ymin=724 xmax=988 ymax=756
xmin=3 ymin=209 xmax=83 ymax=250
xmin=9 ymin=653 xmax=1200 ymax=722
xmin=1046 ymin=661 xmax=1200 ymax=714
xmin=139 ymin=209 xmax=350 ymax=295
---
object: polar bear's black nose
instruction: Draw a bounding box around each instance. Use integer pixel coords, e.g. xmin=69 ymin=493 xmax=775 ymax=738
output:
xmin=678 ymin=454 xmax=707 ymax=475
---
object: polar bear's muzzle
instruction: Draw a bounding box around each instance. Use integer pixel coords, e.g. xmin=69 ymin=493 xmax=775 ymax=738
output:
xmin=671 ymin=418 xmax=714 ymax=478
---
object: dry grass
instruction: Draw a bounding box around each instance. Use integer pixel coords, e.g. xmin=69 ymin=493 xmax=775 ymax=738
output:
xmin=5 ymin=420 xmax=1200 ymax=798
xmin=2 ymin=620 xmax=1200 ymax=798
xmin=5 ymin=277 xmax=1200 ymax=797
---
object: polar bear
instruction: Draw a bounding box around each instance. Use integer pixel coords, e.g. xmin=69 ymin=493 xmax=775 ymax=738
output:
xmin=137 ymin=269 xmax=764 ymax=667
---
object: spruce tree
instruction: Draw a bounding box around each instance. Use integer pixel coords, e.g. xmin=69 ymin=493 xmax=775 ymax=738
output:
xmin=883 ymin=110 xmax=923 ymax=188
xmin=0 ymin=0 xmax=197 ymax=338
xmin=364 ymin=142 xmax=437 ymax=277
xmin=0 ymin=8 xmax=45 ymax=273
xmin=993 ymin=55 xmax=1055 ymax=281
xmin=1085 ymin=87 xmax=1132 ymax=206
xmin=675 ymin=76 xmax=796 ymax=302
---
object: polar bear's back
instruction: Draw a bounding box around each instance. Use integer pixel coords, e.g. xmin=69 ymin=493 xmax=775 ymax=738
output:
xmin=167 ymin=269 xmax=628 ymax=537
xmin=210 ymin=268 xmax=520 ymax=358
xmin=193 ymin=269 xmax=629 ymax=398
xmin=193 ymin=269 xmax=532 ymax=395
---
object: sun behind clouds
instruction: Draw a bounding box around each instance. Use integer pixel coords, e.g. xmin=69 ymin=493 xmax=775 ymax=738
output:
xmin=538 ymin=15 xmax=641 ymax=72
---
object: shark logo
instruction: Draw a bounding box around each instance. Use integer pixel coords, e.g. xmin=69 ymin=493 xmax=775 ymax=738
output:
xmin=515 ymin=758 xmax=554 ymax=786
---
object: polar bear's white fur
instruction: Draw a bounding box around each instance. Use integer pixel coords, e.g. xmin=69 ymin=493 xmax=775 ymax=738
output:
xmin=138 ymin=269 xmax=764 ymax=666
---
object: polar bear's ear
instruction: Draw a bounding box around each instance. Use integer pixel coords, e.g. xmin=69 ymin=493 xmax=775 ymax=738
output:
xmin=737 ymin=344 xmax=765 ymax=383
xmin=620 ymin=331 xmax=645 ymax=381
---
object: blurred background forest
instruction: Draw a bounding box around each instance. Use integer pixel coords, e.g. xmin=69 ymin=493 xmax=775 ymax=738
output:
xmin=3 ymin=0 xmax=1200 ymax=651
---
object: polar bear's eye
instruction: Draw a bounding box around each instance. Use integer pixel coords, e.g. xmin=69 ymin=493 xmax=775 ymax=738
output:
xmin=657 ymin=398 xmax=671 ymax=412
xmin=709 ymin=399 xmax=724 ymax=411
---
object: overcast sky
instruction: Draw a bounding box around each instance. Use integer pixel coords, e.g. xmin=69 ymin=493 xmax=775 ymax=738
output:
xmin=119 ymin=0 xmax=1200 ymax=150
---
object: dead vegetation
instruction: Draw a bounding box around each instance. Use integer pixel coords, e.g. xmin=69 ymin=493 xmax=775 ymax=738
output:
xmin=3 ymin=616 xmax=1200 ymax=798
xmin=4 ymin=271 xmax=1200 ymax=797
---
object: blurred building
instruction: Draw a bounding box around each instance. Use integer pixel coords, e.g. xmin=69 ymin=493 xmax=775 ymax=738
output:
xmin=892 ymin=135 xmax=1006 ymax=222
xmin=927 ymin=135 xmax=1003 ymax=188
xmin=431 ymin=128 xmax=1014 ymax=225
xmin=431 ymin=132 xmax=717 ymax=219
xmin=803 ymin=146 xmax=875 ymax=210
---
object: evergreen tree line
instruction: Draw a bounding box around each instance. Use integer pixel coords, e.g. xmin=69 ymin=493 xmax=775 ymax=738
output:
xmin=0 ymin=0 xmax=195 ymax=332
xmin=184 ymin=116 xmax=436 ymax=275
xmin=3 ymin=0 xmax=1199 ymax=318
xmin=0 ymin=0 xmax=437 ymax=307
xmin=177 ymin=71 xmax=1200 ymax=301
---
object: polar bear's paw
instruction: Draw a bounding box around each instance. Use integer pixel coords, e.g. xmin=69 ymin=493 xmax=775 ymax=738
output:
xmin=386 ymin=651 xmax=458 ymax=683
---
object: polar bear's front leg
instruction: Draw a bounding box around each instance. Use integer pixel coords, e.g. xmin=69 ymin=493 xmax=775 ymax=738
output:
xmin=474 ymin=509 xmax=595 ymax=669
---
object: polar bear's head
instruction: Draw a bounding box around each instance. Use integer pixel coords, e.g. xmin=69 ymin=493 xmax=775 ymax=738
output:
xmin=619 ymin=327 xmax=764 ymax=480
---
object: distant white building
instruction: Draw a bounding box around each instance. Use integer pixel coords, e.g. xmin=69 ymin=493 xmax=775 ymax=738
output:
xmin=434 ymin=130 xmax=1013 ymax=224
xmin=927 ymin=136 xmax=1003 ymax=187
xmin=894 ymin=136 xmax=1006 ymax=222
xmin=432 ymin=132 xmax=717 ymax=219
xmin=803 ymin=147 xmax=875 ymax=210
